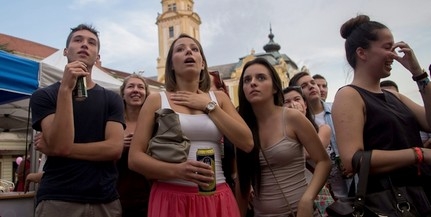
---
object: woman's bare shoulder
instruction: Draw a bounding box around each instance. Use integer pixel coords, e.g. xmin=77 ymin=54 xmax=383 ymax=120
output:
xmin=142 ymin=91 xmax=162 ymax=111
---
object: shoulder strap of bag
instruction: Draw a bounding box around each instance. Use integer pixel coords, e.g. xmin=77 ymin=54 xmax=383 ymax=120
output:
xmin=353 ymin=151 xmax=418 ymax=216
xmin=352 ymin=151 xmax=371 ymax=215
xmin=259 ymin=108 xmax=295 ymax=217
xmin=260 ymin=148 xmax=295 ymax=217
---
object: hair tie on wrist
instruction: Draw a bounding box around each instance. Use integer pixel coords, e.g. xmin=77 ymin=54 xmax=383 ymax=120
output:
xmin=417 ymin=77 xmax=430 ymax=93
xmin=412 ymin=70 xmax=428 ymax=81
xmin=413 ymin=147 xmax=424 ymax=175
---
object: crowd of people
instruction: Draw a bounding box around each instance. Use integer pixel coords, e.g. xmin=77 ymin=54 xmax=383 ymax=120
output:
xmin=21 ymin=13 xmax=431 ymax=217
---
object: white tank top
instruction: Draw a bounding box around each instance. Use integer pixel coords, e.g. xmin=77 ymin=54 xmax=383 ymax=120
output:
xmin=158 ymin=91 xmax=226 ymax=186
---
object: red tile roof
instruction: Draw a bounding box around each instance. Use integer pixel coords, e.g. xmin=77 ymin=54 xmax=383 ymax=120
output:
xmin=0 ymin=33 xmax=57 ymax=60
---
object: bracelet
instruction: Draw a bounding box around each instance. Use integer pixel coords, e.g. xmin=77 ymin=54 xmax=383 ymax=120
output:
xmin=412 ymin=70 xmax=428 ymax=81
xmin=413 ymin=147 xmax=424 ymax=175
xmin=417 ymin=77 xmax=430 ymax=93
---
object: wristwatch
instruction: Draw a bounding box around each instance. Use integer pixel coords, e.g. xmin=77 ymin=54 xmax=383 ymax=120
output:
xmin=204 ymin=101 xmax=217 ymax=114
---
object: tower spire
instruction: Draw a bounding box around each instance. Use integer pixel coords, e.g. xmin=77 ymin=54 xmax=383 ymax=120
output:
xmin=263 ymin=24 xmax=281 ymax=53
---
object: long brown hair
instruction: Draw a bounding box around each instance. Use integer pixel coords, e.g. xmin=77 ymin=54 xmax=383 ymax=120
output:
xmin=236 ymin=57 xmax=284 ymax=196
xmin=164 ymin=33 xmax=210 ymax=92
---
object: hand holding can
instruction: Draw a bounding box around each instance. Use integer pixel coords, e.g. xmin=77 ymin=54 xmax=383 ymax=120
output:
xmin=196 ymin=148 xmax=216 ymax=195
xmin=73 ymin=76 xmax=87 ymax=101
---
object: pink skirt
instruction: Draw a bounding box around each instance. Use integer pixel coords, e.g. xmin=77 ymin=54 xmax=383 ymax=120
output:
xmin=148 ymin=181 xmax=240 ymax=217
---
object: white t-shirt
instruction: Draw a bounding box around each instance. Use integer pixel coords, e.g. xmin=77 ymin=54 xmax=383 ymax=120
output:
xmin=314 ymin=110 xmax=325 ymax=126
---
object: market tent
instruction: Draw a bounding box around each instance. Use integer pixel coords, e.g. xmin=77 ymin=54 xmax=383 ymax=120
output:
xmin=0 ymin=50 xmax=124 ymax=182
xmin=0 ymin=51 xmax=39 ymax=105
xmin=0 ymin=50 xmax=123 ymax=134
xmin=0 ymin=51 xmax=37 ymax=183
xmin=0 ymin=51 xmax=38 ymax=134
xmin=39 ymin=50 xmax=123 ymax=93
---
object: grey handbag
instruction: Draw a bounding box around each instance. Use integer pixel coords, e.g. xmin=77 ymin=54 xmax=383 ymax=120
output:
xmin=147 ymin=108 xmax=191 ymax=163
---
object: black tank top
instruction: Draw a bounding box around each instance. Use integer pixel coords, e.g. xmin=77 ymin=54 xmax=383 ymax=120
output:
xmin=349 ymin=85 xmax=421 ymax=150
xmin=347 ymin=85 xmax=431 ymax=193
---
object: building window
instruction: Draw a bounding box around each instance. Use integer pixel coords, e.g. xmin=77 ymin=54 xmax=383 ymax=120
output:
xmin=187 ymin=4 xmax=192 ymax=11
xmin=168 ymin=3 xmax=177 ymax=11
xmin=169 ymin=26 xmax=174 ymax=38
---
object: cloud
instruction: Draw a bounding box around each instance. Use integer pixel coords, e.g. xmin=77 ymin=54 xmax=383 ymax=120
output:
xmin=94 ymin=9 xmax=159 ymax=74
xmin=70 ymin=0 xmax=114 ymax=8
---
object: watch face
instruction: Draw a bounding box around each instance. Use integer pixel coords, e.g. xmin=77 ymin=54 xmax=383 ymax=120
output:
xmin=206 ymin=101 xmax=216 ymax=113
xmin=208 ymin=102 xmax=216 ymax=110
xmin=209 ymin=103 xmax=215 ymax=110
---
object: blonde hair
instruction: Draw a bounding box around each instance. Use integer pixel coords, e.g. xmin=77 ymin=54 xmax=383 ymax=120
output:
xmin=120 ymin=74 xmax=149 ymax=100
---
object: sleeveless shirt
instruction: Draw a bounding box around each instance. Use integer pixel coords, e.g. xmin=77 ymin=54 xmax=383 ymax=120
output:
xmin=253 ymin=108 xmax=308 ymax=216
xmin=158 ymin=91 xmax=226 ymax=186
xmin=348 ymin=85 xmax=431 ymax=192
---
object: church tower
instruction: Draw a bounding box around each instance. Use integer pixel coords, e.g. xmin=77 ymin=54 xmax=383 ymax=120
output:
xmin=156 ymin=0 xmax=202 ymax=82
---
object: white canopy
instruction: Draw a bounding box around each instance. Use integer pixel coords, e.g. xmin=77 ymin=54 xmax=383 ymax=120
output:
xmin=39 ymin=50 xmax=123 ymax=92
xmin=0 ymin=50 xmax=123 ymax=137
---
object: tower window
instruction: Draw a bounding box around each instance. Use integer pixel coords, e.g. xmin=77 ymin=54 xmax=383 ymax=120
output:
xmin=168 ymin=3 xmax=177 ymax=11
xmin=169 ymin=26 xmax=174 ymax=38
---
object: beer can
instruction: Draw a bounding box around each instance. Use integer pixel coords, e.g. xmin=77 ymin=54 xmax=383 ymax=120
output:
xmin=73 ymin=76 xmax=87 ymax=101
xmin=196 ymin=148 xmax=216 ymax=195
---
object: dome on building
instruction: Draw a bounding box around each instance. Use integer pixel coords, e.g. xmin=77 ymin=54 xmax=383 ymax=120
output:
xmin=209 ymin=26 xmax=299 ymax=81
xmin=263 ymin=27 xmax=281 ymax=53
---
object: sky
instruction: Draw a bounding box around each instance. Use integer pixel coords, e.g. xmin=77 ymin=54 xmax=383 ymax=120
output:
xmin=2 ymin=0 xmax=431 ymax=103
